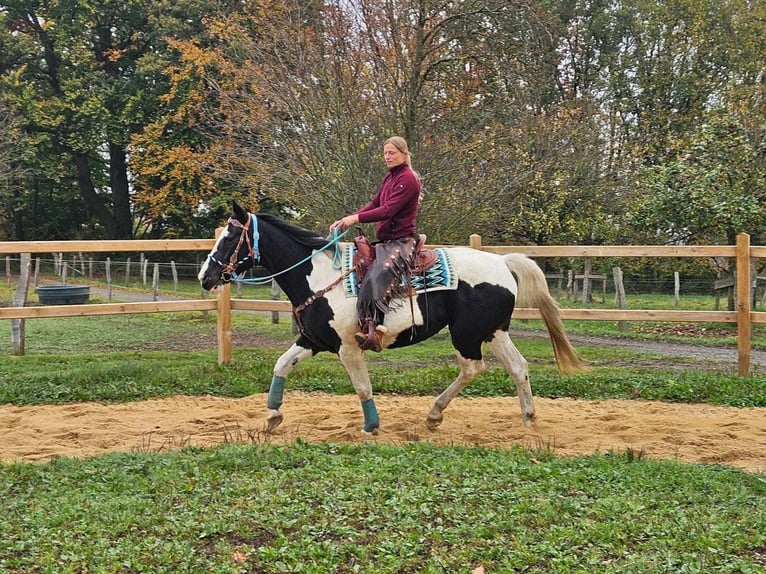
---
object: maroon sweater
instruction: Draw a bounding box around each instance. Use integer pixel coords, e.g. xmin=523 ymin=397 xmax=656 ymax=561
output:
xmin=357 ymin=164 xmax=421 ymax=241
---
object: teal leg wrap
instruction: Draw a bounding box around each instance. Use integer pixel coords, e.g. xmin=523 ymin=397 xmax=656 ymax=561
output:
xmin=267 ymin=376 xmax=286 ymax=410
xmin=361 ymin=398 xmax=380 ymax=433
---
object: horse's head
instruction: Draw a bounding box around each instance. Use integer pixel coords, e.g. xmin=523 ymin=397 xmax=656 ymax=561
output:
xmin=198 ymin=201 xmax=260 ymax=291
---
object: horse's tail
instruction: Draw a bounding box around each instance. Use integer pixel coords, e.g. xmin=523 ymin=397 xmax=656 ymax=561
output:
xmin=503 ymin=253 xmax=589 ymax=375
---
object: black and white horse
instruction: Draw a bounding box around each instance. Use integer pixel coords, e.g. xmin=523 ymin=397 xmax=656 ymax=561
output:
xmin=199 ymin=202 xmax=586 ymax=434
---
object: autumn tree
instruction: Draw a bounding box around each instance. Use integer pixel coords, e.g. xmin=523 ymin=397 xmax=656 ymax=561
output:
xmin=0 ymin=0 xmax=243 ymax=239
xmin=128 ymin=36 xmax=255 ymax=239
xmin=173 ymin=0 xmax=610 ymax=244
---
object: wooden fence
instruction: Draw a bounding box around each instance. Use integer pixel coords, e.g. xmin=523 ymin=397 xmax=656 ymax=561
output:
xmin=1 ymin=233 xmax=765 ymax=375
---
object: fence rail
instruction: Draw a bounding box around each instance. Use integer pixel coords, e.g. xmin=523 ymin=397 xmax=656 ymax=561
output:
xmin=1 ymin=233 xmax=764 ymax=375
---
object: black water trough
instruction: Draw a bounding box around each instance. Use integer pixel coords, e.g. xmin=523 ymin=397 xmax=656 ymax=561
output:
xmin=36 ymin=285 xmax=91 ymax=305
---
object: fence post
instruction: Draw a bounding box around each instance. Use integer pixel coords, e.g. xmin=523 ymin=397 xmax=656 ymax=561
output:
xmin=271 ymin=279 xmax=281 ymax=324
xmin=11 ymin=253 xmax=31 ymax=355
xmin=581 ymin=257 xmax=592 ymax=304
xmin=736 ymin=232 xmax=751 ymax=376
xmin=213 ymin=226 xmax=233 ymax=365
xmin=152 ymin=263 xmax=159 ymax=301
xmin=106 ymin=257 xmax=112 ymax=301
xmin=613 ymin=266 xmax=628 ymax=333
xmin=217 ymin=284 xmax=232 ymax=364
xmin=469 ymin=234 xmax=482 ymax=249
xmin=141 ymin=255 xmax=148 ymax=288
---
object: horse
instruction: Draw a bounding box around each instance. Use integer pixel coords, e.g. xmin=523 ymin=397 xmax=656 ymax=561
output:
xmin=198 ymin=201 xmax=587 ymax=434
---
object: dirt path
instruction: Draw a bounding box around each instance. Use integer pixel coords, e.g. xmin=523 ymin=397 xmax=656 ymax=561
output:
xmin=2 ymin=392 xmax=765 ymax=473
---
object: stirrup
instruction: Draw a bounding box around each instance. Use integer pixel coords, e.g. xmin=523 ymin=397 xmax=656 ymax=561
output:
xmin=355 ymin=320 xmax=383 ymax=352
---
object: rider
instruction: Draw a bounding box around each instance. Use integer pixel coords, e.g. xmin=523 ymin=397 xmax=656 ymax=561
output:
xmin=330 ymin=136 xmax=422 ymax=352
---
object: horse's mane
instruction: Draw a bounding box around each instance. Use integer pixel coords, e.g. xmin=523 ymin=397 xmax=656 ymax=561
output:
xmin=256 ymin=213 xmax=329 ymax=250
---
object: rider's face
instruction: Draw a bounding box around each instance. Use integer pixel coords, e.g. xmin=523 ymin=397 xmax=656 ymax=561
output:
xmin=383 ymin=144 xmax=406 ymax=168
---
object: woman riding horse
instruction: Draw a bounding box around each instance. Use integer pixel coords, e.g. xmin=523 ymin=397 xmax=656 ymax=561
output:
xmin=330 ymin=136 xmax=421 ymax=352
xmin=199 ymin=203 xmax=587 ymax=434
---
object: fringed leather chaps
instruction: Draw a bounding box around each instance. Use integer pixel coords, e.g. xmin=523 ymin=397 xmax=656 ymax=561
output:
xmin=356 ymin=236 xmax=418 ymax=326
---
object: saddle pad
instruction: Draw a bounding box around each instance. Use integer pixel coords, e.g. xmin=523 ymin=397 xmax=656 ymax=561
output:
xmin=342 ymin=246 xmax=457 ymax=297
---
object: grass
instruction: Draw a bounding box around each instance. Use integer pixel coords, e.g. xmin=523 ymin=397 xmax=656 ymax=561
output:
xmin=1 ymin=443 xmax=766 ymax=573
xmin=3 ymin=284 xmax=766 ymax=572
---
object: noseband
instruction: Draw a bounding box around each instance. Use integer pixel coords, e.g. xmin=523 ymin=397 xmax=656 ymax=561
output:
xmin=209 ymin=214 xmax=260 ymax=282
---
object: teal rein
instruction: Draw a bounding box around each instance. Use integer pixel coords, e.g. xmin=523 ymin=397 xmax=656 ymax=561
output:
xmin=231 ymin=220 xmax=348 ymax=285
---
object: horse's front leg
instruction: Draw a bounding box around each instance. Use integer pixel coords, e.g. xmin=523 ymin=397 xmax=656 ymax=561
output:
xmin=266 ymin=343 xmax=313 ymax=432
xmin=338 ymin=344 xmax=380 ymax=434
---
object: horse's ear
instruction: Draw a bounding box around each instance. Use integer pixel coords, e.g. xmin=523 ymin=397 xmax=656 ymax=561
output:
xmin=231 ymin=200 xmax=248 ymax=224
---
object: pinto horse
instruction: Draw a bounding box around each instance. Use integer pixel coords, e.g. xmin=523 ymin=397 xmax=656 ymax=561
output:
xmin=199 ymin=201 xmax=586 ymax=434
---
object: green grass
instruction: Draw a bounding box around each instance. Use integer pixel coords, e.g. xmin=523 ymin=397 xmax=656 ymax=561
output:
xmin=2 ymin=442 xmax=766 ymax=573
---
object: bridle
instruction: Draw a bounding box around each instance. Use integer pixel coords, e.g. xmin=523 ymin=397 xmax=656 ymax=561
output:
xmin=207 ymin=213 xmax=260 ymax=283
xmin=204 ymin=211 xmax=353 ymax=349
xmin=209 ymin=212 xmax=348 ymax=286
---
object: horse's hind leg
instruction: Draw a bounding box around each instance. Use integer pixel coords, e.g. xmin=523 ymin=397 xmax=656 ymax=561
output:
xmin=487 ymin=331 xmax=535 ymax=427
xmin=266 ymin=343 xmax=313 ymax=432
xmin=426 ymin=354 xmax=486 ymax=429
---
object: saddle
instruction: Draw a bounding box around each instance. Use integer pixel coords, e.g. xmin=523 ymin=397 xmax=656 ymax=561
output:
xmin=353 ymin=233 xmax=438 ymax=285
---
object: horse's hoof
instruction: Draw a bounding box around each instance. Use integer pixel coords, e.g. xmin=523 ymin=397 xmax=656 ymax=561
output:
xmin=522 ymin=413 xmax=536 ymax=428
xmin=265 ymin=411 xmax=283 ymax=433
xmin=425 ymin=412 xmax=443 ymax=430
xmin=362 ymin=427 xmax=379 ymax=436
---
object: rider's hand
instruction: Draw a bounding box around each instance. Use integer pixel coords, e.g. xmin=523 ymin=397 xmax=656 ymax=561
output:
xmin=330 ymin=214 xmax=358 ymax=233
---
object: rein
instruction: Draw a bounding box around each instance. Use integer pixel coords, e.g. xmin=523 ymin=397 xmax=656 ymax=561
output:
xmin=211 ymin=213 xmax=348 ymax=285
xmin=211 ymin=212 xmax=353 ymax=345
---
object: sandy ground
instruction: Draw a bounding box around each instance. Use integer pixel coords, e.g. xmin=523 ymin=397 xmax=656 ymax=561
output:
xmin=2 ymin=392 xmax=765 ymax=473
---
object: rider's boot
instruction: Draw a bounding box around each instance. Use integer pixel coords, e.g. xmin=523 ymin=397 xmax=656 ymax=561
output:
xmin=355 ymin=318 xmax=383 ymax=352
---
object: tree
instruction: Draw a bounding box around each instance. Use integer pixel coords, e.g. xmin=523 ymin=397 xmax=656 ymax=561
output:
xmin=6 ymin=0 xmax=765 ymax=247
xmin=631 ymin=109 xmax=766 ymax=246
xmin=171 ymin=0 xmax=614 ymax=244
xmin=0 ymin=103 xmax=28 ymax=239
xmin=1 ymin=0 xmax=150 ymax=238
xmin=0 ymin=0 xmax=242 ymax=239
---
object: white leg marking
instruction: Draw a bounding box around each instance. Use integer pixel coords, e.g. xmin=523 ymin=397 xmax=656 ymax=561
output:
xmin=338 ymin=343 xmax=373 ymax=401
xmin=427 ymin=353 xmax=486 ymax=429
xmin=273 ymin=344 xmax=314 ymax=378
xmin=266 ymin=344 xmax=313 ymax=432
xmin=488 ymin=331 xmax=535 ymax=426
xmin=338 ymin=343 xmax=382 ymax=433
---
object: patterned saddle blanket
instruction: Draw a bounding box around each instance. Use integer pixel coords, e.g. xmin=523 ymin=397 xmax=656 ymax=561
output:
xmin=342 ymin=245 xmax=457 ymax=297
